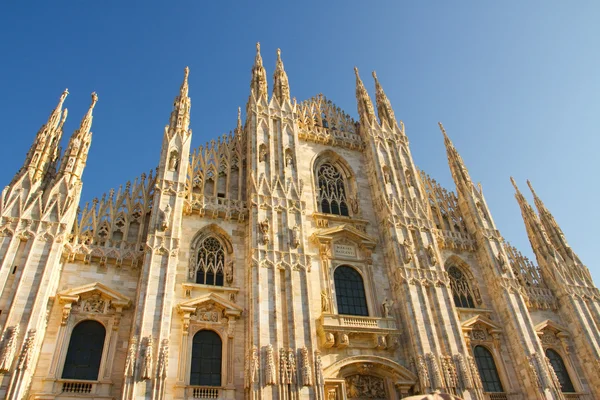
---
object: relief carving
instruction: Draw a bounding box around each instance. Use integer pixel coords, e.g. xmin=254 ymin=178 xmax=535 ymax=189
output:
xmin=124 ymin=336 xmax=138 ymax=378
xmin=82 ymin=293 xmax=107 ymax=313
xmin=265 ymin=344 xmax=277 ymax=385
xmin=157 ymin=339 xmax=169 ymax=379
xmin=17 ymin=329 xmax=35 ymax=371
xmin=321 ymin=290 xmax=331 ymax=313
xmin=0 ymin=326 xmax=19 ymax=373
xmin=245 ymin=346 xmax=259 ymax=389
xmin=345 ymin=374 xmax=386 ymax=399
xmin=426 ymin=245 xmax=437 ymax=266
xmin=300 ymin=347 xmax=313 ymax=386
xmin=141 ymin=336 xmax=153 ymax=380
xmin=314 ymin=350 xmax=324 ymax=386
xmin=259 ymin=219 xmax=270 ymax=245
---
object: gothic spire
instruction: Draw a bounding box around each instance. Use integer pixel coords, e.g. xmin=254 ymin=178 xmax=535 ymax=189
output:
xmin=14 ymin=89 xmax=70 ymax=184
xmin=235 ymin=107 xmax=242 ymax=135
xmin=250 ymin=42 xmax=268 ymax=99
xmin=510 ymin=177 xmax=559 ymax=265
xmin=272 ymin=48 xmax=290 ymax=102
xmin=440 ymin=122 xmax=473 ymax=192
xmin=527 ymin=180 xmax=583 ymax=267
xmin=58 ymin=92 xmax=97 ymax=181
xmin=168 ymin=67 xmax=191 ymax=135
xmin=372 ymin=71 xmax=397 ymax=128
xmin=353 ymin=67 xmax=376 ymax=125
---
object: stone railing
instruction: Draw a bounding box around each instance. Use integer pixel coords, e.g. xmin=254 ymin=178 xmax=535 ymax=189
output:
xmin=61 ymin=380 xmax=94 ymax=394
xmin=524 ymin=286 xmax=557 ymax=310
xmin=321 ymin=314 xmax=397 ymax=332
xmin=563 ymin=394 xmax=583 ymax=400
xmin=434 ymin=229 xmax=476 ymax=251
xmin=188 ymin=386 xmax=221 ymax=399
xmin=185 ymin=194 xmax=247 ymax=221
xmin=486 ymin=393 xmax=508 ymax=400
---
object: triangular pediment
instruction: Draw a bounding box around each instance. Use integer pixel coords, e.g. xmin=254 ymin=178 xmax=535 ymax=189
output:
xmin=311 ymin=224 xmax=376 ymax=248
xmin=57 ymin=282 xmax=131 ymax=308
xmin=178 ymin=292 xmax=242 ymax=318
xmin=535 ymin=319 xmax=569 ymax=336
xmin=462 ymin=314 xmax=502 ymax=333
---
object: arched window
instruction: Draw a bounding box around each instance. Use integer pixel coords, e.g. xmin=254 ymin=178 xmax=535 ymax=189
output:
xmin=448 ymin=266 xmax=476 ymax=308
xmin=62 ymin=320 xmax=106 ymax=381
xmin=317 ymin=163 xmax=349 ymax=217
xmin=473 ymin=345 xmax=504 ymax=393
xmin=190 ymin=330 xmax=222 ymax=386
xmin=546 ymin=349 xmax=575 ymax=392
xmin=334 ymin=266 xmax=368 ymax=316
xmin=195 ymin=237 xmax=225 ymax=286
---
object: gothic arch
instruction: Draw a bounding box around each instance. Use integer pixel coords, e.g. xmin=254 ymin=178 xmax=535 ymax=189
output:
xmin=323 ymin=355 xmax=416 ymax=381
xmin=311 ymin=150 xmax=358 ymax=216
xmin=444 ymin=255 xmax=482 ymax=307
xmin=190 ymin=224 xmax=233 ymax=254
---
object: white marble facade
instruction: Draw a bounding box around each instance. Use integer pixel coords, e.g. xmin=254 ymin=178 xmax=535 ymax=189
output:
xmin=0 ymin=45 xmax=598 ymax=400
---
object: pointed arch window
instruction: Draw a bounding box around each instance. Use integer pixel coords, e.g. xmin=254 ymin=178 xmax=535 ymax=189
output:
xmin=334 ymin=266 xmax=368 ymax=316
xmin=546 ymin=349 xmax=575 ymax=392
xmin=62 ymin=320 xmax=106 ymax=381
xmin=195 ymin=237 xmax=225 ymax=286
xmin=317 ymin=163 xmax=350 ymax=217
xmin=448 ymin=266 xmax=476 ymax=308
xmin=473 ymin=345 xmax=504 ymax=393
xmin=190 ymin=330 xmax=222 ymax=386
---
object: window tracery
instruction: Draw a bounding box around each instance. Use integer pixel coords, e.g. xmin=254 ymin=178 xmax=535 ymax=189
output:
xmin=192 ymin=237 xmax=225 ymax=286
xmin=317 ymin=163 xmax=349 ymax=217
xmin=448 ymin=265 xmax=476 ymax=308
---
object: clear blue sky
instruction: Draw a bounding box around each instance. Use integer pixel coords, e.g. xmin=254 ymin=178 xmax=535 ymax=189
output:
xmin=1 ymin=2 xmax=599 ymax=283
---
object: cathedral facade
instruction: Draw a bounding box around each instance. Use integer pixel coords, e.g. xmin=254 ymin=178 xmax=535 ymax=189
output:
xmin=0 ymin=44 xmax=598 ymax=400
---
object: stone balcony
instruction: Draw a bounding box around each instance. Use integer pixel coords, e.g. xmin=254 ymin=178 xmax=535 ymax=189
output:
xmin=318 ymin=313 xmax=399 ymax=350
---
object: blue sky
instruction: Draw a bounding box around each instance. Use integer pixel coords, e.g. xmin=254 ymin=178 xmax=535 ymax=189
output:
xmin=1 ymin=2 xmax=599 ymax=283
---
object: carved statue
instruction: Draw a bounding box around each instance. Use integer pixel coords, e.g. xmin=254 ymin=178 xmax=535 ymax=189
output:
xmin=327 ymin=389 xmax=337 ymax=400
xmin=124 ymin=337 xmax=138 ymax=378
xmin=225 ymin=260 xmax=234 ymax=284
xmin=349 ymin=196 xmax=359 ymax=214
xmin=426 ymin=244 xmax=437 ymax=266
xmin=405 ymin=168 xmax=414 ymax=187
xmin=265 ymin=344 xmax=276 ymax=385
xmin=259 ymin=219 xmax=269 ymax=245
xmin=496 ymin=252 xmax=507 ymax=273
xmin=285 ymin=151 xmax=293 ymax=167
xmin=453 ymin=354 xmax=473 ymax=390
xmin=287 ymin=348 xmax=297 ymax=384
xmin=0 ymin=326 xmax=19 ymax=373
xmin=160 ymin=204 xmax=171 ymax=231
xmin=246 ymin=346 xmax=259 ymax=389
xmin=168 ymin=150 xmax=179 ymax=172
xmin=383 ymin=167 xmax=391 ymax=184
xmin=427 ymin=353 xmax=443 ymax=389
xmin=157 ymin=339 xmax=169 ymax=379
xmin=17 ymin=330 xmax=36 ymax=371
xmin=259 ymin=145 xmax=268 ymax=162
xmin=279 ymin=347 xmax=289 ymax=384
xmin=290 ymin=225 xmax=300 ymax=249
xmin=381 ymin=298 xmax=392 ymax=318
xmin=314 ymin=349 xmax=323 ymax=386
xmin=339 ymin=333 xmax=349 ymax=347
xmin=141 ymin=336 xmax=153 ymax=380
xmin=401 ymin=238 xmax=413 ymax=264
xmin=321 ymin=290 xmax=331 ymax=312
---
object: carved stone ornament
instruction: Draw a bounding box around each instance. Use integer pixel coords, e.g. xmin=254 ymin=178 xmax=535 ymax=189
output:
xmin=141 ymin=336 xmax=153 ymax=380
xmin=314 ymin=350 xmax=324 ymax=386
xmin=453 ymin=353 xmax=473 ymax=390
xmin=321 ymin=290 xmax=331 ymax=312
xmin=286 ymin=348 xmax=297 ymax=385
xmin=82 ymin=293 xmax=108 ymax=313
xmin=0 ymin=326 xmax=19 ymax=373
xmin=124 ymin=336 xmax=138 ymax=378
xmin=291 ymin=225 xmax=300 ymax=249
xmin=426 ymin=245 xmax=437 ymax=266
xmin=245 ymin=345 xmax=259 ymax=389
xmin=415 ymin=355 xmax=430 ymax=392
xmin=160 ymin=204 xmax=171 ymax=231
xmin=259 ymin=219 xmax=269 ymax=245
xmin=401 ymin=238 xmax=412 ymax=264
xmin=381 ymin=298 xmax=392 ymax=318
xmin=265 ymin=344 xmax=277 ymax=385
xmin=17 ymin=329 xmax=36 ymax=371
xmin=225 ymin=261 xmax=234 ymax=284
xmin=345 ymin=374 xmax=386 ymax=399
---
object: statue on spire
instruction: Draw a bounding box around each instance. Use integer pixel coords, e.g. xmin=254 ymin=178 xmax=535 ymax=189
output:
xmin=353 ymin=67 xmax=376 ymax=124
xmin=250 ymin=42 xmax=268 ymax=98
xmin=273 ymin=48 xmax=290 ymax=102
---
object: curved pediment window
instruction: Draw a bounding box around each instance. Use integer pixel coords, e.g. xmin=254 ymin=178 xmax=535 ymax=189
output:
xmin=317 ymin=162 xmax=350 ymax=217
xmin=195 ymin=237 xmax=225 ymax=286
